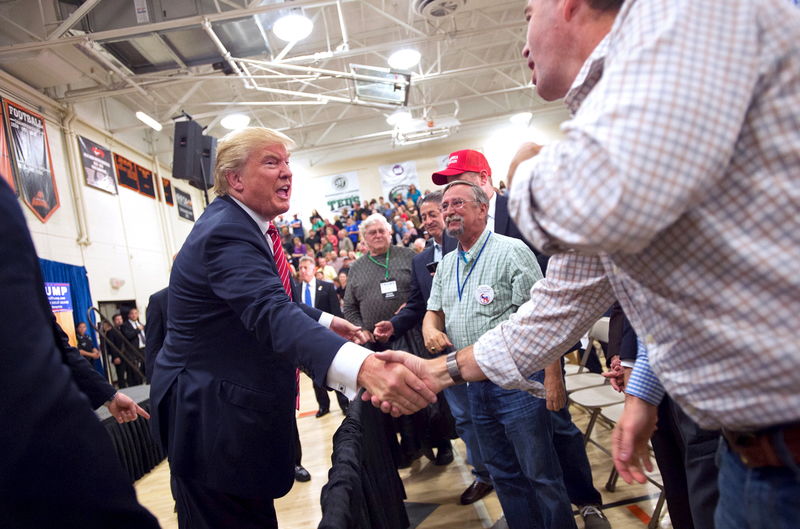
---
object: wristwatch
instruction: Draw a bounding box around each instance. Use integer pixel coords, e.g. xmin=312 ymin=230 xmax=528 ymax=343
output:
xmin=446 ymin=350 xmax=465 ymax=385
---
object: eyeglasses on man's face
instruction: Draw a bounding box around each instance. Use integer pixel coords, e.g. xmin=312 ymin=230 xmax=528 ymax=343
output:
xmin=439 ymin=199 xmax=479 ymax=212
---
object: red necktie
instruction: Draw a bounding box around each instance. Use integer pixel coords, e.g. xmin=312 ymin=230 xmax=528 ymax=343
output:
xmin=266 ymin=223 xmax=300 ymax=408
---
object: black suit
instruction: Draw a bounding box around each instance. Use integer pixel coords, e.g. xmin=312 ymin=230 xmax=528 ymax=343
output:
xmin=145 ymin=287 xmax=168 ymax=384
xmin=0 ymin=179 xmax=158 ymax=529
xmin=150 ymin=195 xmax=346 ymax=527
xmin=297 ymin=278 xmax=349 ymax=413
xmin=390 ymin=234 xmax=457 ymax=338
xmin=117 ymin=319 xmax=144 ymax=387
xmin=494 ymin=193 xmax=549 ymax=274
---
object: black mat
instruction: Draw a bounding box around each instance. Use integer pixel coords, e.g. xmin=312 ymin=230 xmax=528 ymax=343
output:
xmin=405 ymin=502 xmax=440 ymax=529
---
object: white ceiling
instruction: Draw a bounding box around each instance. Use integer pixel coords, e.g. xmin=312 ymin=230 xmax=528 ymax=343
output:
xmin=0 ymin=0 xmax=564 ymax=165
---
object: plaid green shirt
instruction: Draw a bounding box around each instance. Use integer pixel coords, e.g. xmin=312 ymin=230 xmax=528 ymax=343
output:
xmin=427 ymin=227 xmax=542 ymax=349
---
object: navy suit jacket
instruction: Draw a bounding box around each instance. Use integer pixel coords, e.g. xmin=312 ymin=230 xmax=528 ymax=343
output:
xmin=299 ymin=278 xmax=343 ymax=317
xmin=150 ymin=195 xmax=346 ymax=499
xmin=495 ymin=193 xmax=549 ymax=274
xmin=0 ymin=179 xmax=158 ymax=528
xmin=390 ymin=234 xmax=457 ymax=337
xmin=144 ymin=286 xmax=168 ymax=383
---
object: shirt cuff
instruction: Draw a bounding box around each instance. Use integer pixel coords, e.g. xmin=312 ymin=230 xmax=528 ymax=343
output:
xmin=318 ymin=311 xmax=333 ymax=328
xmin=624 ymin=341 xmax=665 ymax=406
xmin=325 ymin=342 xmax=372 ymax=400
xmin=474 ymin=324 xmax=546 ymax=399
xmin=620 ymin=359 xmax=636 ymax=369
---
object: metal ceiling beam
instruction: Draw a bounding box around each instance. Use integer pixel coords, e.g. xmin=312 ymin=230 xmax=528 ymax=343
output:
xmin=47 ymin=0 xmax=103 ymax=40
xmin=357 ymin=0 xmax=427 ymax=38
xmin=0 ymin=0 xmax=359 ymax=58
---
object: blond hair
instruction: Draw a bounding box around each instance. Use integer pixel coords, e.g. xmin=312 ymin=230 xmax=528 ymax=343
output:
xmin=213 ymin=127 xmax=295 ymax=196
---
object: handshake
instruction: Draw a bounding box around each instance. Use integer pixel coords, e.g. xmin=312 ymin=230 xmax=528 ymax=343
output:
xmin=355 ymin=349 xmax=454 ymax=418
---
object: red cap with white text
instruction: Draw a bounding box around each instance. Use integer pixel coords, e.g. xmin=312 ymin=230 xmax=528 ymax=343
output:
xmin=431 ymin=150 xmax=492 ymax=185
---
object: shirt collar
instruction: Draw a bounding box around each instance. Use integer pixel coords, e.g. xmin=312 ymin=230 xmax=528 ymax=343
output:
xmin=229 ymin=195 xmax=272 ymax=235
xmin=458 ymin=226 xmax=492 ymax=263
xmin=564 ymin=33 xmax=611 ymax=115
xmin=488 ymin=193 xmax=496 ymax=220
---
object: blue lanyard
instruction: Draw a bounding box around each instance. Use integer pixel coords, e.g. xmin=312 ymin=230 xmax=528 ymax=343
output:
xmin=456 ymin=232 xmax=492 ymax=301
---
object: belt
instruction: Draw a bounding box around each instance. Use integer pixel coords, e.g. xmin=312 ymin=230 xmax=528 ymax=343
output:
xmin=723 ymin=422 xmax=800 ymax=468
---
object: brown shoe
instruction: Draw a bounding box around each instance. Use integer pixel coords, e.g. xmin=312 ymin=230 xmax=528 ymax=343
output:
xmin=459 ymin=480 xmax=494 ymax=505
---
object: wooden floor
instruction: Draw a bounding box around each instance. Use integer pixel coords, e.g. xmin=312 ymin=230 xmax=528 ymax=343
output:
xmin=136 ymin=375 xmax=672 ymax=529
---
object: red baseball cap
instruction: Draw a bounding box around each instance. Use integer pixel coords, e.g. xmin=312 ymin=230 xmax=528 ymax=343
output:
xmin=432 ymin=149 xmax=492 ymax=185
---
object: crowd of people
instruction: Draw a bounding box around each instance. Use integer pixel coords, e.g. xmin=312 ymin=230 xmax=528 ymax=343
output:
xmin=4 ymin=1 xmax=798 ymax=529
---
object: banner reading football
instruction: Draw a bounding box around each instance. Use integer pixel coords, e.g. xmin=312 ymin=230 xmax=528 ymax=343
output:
xmin=0 ymin=100 xmax=15 ymax=193
xmin=320 ymin=171 xmax=361 ymax=216
xmin=3 ymin=100 xmax=59 ymax=222
xmin=378 ymin=161 xmax=420 ymax=204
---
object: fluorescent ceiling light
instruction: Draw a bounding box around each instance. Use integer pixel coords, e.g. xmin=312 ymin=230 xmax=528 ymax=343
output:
xmin=388 ymin=49 xmax=421 ymax=70
xmin=386 ymin=108 xmax=413 ymax=127
xmin=510 ymin=112 xmax=532 ymax=126
xmin=136 ymin=111 xmax=162 ymax=131
xmin=220 ymin=113 xmax=251 ymax=130
xmin=273 ymin=14 xmax=313 ymax=42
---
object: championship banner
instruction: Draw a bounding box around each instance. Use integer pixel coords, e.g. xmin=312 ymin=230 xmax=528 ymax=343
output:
xmin=175 ymin=187 xmax=194 ymax=221
xmin=0 ymin=100 xmax=15 ymax=192
xmin=114 ymin=152 xmax=139 ymax=191
xmin=320 ymin=171 xmax=361 ymax=216
xmin=3 ymin=99 xmax=59 ymax=222
xmin=46 ymin=282 xmax=76 ymax=346
xmin=78 ymin=136 xmax=117 ymax=194
xmin=136 ymin=164 xmax=156 ymax=198
xmin=162 ymin=177 xmax=174 ymax=205
xmin=378 ymin=161 xmax=420 ymax=204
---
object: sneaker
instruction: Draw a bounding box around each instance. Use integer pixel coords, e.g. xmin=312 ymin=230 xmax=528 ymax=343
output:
xmin=579 ymin=505 xmax=611 ymax=529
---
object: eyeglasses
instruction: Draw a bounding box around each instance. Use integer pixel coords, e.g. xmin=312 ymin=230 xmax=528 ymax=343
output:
xmin=440 ymin=199 xmax=479 ymax=212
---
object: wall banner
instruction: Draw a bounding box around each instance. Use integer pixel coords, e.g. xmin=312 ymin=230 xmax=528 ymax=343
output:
xmin=175 ymin=187 xmax=194 ymax=221
xmin=320 ymin=171 xmax=361 ymax=216
xmin=46 ymin=282 xmax=76 ymax=346
xmin=78 ymin=136 xmax=117 ymax=195
xmin=0 ymin=99 xmax=15 ymax=193
xmin=136 ymin=164 xmax=156 ymax=198
xmin=114 ymin=152 xmax=139 ymax=191
xmin=162 ymin=178 xmax=174 ymax=206
xmin=3 ymin=99 xmax=59 ymax=222
xmin=378 ymin=161 xmax=420 ymax=204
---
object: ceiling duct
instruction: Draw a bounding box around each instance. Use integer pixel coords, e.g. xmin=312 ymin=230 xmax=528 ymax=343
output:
xmin=393 ymin=116 xmax=461 ymax=145
xmin=413 ymin=0 xmax=467 ymax=19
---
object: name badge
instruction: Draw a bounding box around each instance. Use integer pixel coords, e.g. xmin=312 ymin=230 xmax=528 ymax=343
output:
xmin=380 ymin=280 xmax=398 ymax=299
xmin=475 ymin=285 xmax=494 ymax=305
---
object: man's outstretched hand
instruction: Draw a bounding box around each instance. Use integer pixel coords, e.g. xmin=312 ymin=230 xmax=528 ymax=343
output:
xmin=612 ymin=395 xmax=658 ymax=484
xmin=356 ymin=352 xmax=438 ymax=417
xmin=362 ymin=350 xmax=451 ymax=415
xmin=331 ymin=316 xmax=368 ymax=345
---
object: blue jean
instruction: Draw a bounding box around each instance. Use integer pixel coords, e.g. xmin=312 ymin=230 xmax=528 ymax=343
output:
xmin=551 ymin=406 xmax=603 ymax=507
xmin=469 ymin=373 xmax=577 ymax=529
xmin=715 ymin=439 xmax=800 ymax=529
xmin=443 ymin=384 xmax=491 ymax=483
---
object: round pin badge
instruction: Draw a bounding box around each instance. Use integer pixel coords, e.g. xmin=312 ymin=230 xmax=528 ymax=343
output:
xmin=475 ymin=285 xmax=495 ymax=305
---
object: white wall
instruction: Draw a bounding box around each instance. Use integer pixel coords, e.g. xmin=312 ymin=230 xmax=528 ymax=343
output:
xmin=1 ymin=78 xmax=205 ymax=321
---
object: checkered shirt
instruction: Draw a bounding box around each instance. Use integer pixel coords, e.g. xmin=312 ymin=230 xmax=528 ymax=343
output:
xmin=474 ymin=0 xmax=800 ymax=430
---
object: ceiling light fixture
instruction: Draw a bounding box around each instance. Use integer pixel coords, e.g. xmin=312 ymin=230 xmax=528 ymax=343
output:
xmin=510 ymin=112 xmax=532 ymax=126
xmin=386 ymin=108 xmax=413 ymax=127
xmin=220 ymin=113 xmax=251 ymax=130
xmin=388 ymin=49 xmax=421 ymax=70
xmin=136 ymin=111 xmax=162 ymax=131
xmin=273 ymin=13 xmax=314 ymax=42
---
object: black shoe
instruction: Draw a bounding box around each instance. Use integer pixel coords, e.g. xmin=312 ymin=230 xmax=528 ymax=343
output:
xmin=315 ymin=408 xmax=330 ymax=418
xmin=459 ymin=480 xmax=493 ymax=505
xmin=422 ymin=446 xmax=436 ymax=462
xmin=434 ymin=446 xmax=454 ymax=466
xmin=397 ymin=449 xmax=421 ymax=469
xmin=294 ymin=465 xmax=311 ymax=482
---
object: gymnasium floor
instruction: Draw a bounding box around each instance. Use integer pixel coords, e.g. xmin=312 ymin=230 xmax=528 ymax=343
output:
xmin=136 ymin=375 xmax=669 ymax=529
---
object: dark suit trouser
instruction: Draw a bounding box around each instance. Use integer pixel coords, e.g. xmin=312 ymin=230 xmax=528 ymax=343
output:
xmin=174 ymin=475 xmax=277 ymax=529
xmin=651 ymin=396 xmax=720 ymax=529
xmin=312 ymin=381 xmax=349 ymax=412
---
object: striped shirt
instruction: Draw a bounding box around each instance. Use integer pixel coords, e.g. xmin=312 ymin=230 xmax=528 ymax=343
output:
xmin=474 ymin=0 xmax=800 ymax=430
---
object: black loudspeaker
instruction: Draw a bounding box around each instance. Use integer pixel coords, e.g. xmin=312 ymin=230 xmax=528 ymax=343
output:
xmin=172 ymin=120 xmax=203 ymax=180
xmin=190 ymin=135 xmax=217 ymax=191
